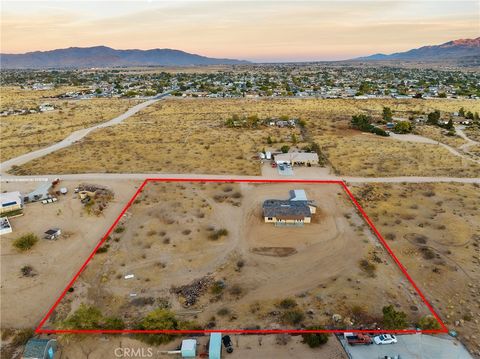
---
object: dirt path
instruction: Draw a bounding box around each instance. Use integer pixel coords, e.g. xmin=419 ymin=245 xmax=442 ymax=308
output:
xmin=388 ymin=131 xmax=480 ymax=164
xmin=456 ymin=125 xmax=480 ymax=152
xmin=0 ymin=93 xmax=170 ymax=174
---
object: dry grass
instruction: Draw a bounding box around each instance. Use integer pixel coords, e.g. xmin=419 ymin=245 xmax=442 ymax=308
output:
xmin=351 ymin=183 xmax=480 ymax=353
xmin=316 ymin=132 xmax=480 ymax=177
xmin=8 ymin=97 xmax=480 ymax=176
xmin=414 ymin=126 xmax=467 ymax=149
xmin=1 ymin=87 xmax=139 ymax=161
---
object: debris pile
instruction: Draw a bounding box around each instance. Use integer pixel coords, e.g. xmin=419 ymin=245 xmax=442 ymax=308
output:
xmin=171 ymin=276 xmax=213 ymax=307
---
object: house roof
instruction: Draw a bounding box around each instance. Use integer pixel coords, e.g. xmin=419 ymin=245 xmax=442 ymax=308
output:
xmin=274 ymin=152 xmax=319 ymax=163
xmin=263 ymin=199 xmax=312 ymax=219
xmin=0 ymin=191 xmax=22 ymax=206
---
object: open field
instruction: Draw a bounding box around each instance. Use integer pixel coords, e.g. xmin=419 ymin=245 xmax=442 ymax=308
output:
xmin=0 ymin=179 xmax=142 ymax=330
xmin=0 ymin=86 xmax=139 ymax=161
xmin=8 ymin=98 xmax=480 ymax=177
xmin=44 ymin=181 xmax=434 ymax=332
xmin=350 ymin=183 xmax=480 ymax=355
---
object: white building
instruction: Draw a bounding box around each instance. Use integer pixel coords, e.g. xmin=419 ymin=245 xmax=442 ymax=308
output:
xmin=274 ymin=152 xmax=319 ymax=166
xmin=0 ymin=191 xmax=23 ymax=215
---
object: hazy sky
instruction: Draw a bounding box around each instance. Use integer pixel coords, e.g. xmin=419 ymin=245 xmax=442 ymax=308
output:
xmin=1 ymin=0 xmax=479 ymax=61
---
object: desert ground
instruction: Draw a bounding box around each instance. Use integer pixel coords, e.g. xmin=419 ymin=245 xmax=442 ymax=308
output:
xmin=0 ymin=179 xmax=142 ymax=330
xmin=350 ymin=182 xmax=480 ymax=354
xmin=0 ymin=86 xmax=139 ymax=161
xmin=45 ymin=182 xmax=434 ymax=332
xmin=8 ymin=97 xmax=480 ymax=177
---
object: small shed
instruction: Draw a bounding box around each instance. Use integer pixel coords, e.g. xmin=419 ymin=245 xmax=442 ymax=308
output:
xmin=44 ymin=228 xmax=61 ymax=240
xmin=23 ymin=338 xmax=57 ymax=359
xmin=181 ymin=339 xmax=197 ymax=358
xmin=209 ymin=333 xmax=222 ymax=359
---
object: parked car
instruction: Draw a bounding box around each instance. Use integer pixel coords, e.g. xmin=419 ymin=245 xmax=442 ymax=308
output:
xmin=279 ymin=164 xmax=285 ymax=170
xmin=271 ymin=162 xmax=277 ymax=168
xmin=374 ymin=334 xmax=398 ymax=345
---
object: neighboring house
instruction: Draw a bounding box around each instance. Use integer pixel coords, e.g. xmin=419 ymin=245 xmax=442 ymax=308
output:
xmin=25 ymin=182 xmax=52 ymax=203
xmin=0 ymin=217 xmax=13 ymax=236
xmin=23 ymin=338 xmax=57 ymax=359
xmin=273 ymin=152 xmax=319 ymax=166
xmin=0 ymin=191 xmax=23 ymax=215
xmin=263 ymin=189 xmax=316 ymax=225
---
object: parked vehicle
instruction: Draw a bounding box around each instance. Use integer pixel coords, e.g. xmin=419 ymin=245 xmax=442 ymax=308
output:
xmin=271 ymin=162 xmax=277 ymax=168
xmin=222 ymin=335 xmax=233 ymax=353
xmin=344 ymin=332 xmax=373 ymax=345
xmin=279 ymin=164 xmax=285 ymax=170
xmin=374 ymin=334 xmax=398 ymax=345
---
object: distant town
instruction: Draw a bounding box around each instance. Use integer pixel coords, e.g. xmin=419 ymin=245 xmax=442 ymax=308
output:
xmin=1 ymin=64 xmax=479 ymax=107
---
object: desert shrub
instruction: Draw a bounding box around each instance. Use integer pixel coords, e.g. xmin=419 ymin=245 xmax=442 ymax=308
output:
xmin=209 ymin=228 xmax=228 ymax=240
xmin=279 ymin=298 xmax=297 ymax=309
xmin=96 ymin=245 xmax=109 ymax=253
xmin=418 ymin=315 xmax=441 ymax=330
xmin=228 ymin=284 xmax=243 ymax=296
xmin=61 ymin=304 xmax=103 ymax=330
xmin=217 ymin=307 xmax=231 ymax=316
xmin=359 ymin=259 xmax=376 ymax=277
xmin=211 ymin=281 xmax=225 ymax=295
xmin=301 ymin=326 xmax=329 ymax=348
xmin=382 ymin=305 xmax=408 ymax=329
xmin=13 ymin=233 xmax=38 ymax=251
xmin=280 ymin=145 xmax=290 ymax=153
xmin=281 ymin=309 xmax=305 ymax=325
xmin=420 ymin=247 xmax=435 ymax=260
xmin=114 ymin=225 xmax=125 ymax=233
xmin=20 ymin=265 xmax=35 ymax=277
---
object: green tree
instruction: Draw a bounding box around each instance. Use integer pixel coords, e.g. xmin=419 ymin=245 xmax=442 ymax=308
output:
xmin=382 ymin=305 xmax=408 ymax=329
xmin=459 ymin=107 xmax=465 ymax=117
xmin=393 ymin=121 xmax=413 ymax=134
xmin=280 ymin=145 xmax=290 ymax=153
xmin=135 ymin=309 xmax=179 ymax=345
xmin=445 ymin=119 xmax=454 ymax=130
xmin=427 ymin=111 xmax=441 ymax=125
xmin=301 ymin=326 xmax=329 ymax=348
xmin=382 ymin=107 xmax=393 ymax=122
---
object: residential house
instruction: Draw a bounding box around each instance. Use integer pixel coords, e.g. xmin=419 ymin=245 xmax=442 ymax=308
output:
xmin=263 ymin=190 xmax=316 ymax=225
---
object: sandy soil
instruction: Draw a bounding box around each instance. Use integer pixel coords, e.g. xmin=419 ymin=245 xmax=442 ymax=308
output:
xmin=0 ymin=179 xmax=142 ymax=329
xmin=47 ymin=182 xmax=432 ymax=331
xmin=351 ymin=183 xmax=480 ymax=355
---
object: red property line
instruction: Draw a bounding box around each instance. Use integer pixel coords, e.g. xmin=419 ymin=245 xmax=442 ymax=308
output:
xmin=35 ymin=178 xmax=447 ymax=334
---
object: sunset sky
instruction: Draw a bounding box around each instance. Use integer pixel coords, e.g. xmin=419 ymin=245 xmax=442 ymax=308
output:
xmin=1 ymin=0 xmax=479 ymax=62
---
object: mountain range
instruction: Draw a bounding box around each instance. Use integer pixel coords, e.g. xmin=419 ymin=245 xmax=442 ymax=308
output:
xmin=354 ymin=37 xmax=480 ymax=62
xmin=1 ymin=38 xmax=479 ymax=68
xmin=0 ymin=46 xmax=249 ymax=69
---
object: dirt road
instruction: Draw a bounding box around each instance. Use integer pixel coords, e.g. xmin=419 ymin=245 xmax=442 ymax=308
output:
xmin=0 ymin=93 xmax=170 ymax=173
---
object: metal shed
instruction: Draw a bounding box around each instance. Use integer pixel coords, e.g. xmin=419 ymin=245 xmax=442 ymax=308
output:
xmin=209 ymin=333 xmax=222 ymax=359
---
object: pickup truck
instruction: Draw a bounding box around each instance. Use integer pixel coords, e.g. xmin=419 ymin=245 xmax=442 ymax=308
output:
xmin=343 ymin=333 xmax=373 ymax=345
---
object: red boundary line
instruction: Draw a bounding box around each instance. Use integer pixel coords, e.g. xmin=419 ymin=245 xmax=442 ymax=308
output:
xmin=35 ymin=178 xmax=448 ymax=335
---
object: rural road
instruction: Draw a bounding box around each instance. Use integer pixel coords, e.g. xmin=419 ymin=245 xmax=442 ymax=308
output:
xmin=456 ymin=125 xmax=479 ymax=152
xmin=1 ymin=172 xmax=480 ymax=184
xmin=0 ymin=92 xmax=170 ymax=174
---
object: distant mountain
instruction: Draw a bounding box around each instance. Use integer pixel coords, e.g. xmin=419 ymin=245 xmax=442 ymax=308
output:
xmin=353 ymin=37 xmax=480 ymax=62
xmin=0 ymin=46 xmax=250 ymax=69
